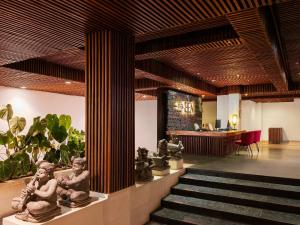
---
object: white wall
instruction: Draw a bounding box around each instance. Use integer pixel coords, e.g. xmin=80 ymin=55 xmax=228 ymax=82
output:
xmin=241 ymin=99 xmax=300 ymax=141
xmin=217 ymin=94 xmax=241 ymax=128
xmin=202 ymin=101 xmax=217 ymax=127
xmin=0 ymin=86 xmax=85 ymax=132
xmin=217 ymin=95 xmax=229 ymax=128
xmin=135 ymin=100 xmax=157 ymax=153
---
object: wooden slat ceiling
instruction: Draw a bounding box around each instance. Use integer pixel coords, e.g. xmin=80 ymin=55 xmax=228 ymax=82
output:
xmin=0 ymin=0 xmax=296 ymax=97
xmin=0 ymin=67 xmax=84 ymax=96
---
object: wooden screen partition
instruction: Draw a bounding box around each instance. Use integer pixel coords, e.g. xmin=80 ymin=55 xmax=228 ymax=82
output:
xmin=85 ymin=30 xmax=135 ymax=193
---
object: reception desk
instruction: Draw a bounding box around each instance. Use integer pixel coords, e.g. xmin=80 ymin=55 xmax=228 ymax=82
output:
xmin=167 ymin=130 xmax=244 ymax=157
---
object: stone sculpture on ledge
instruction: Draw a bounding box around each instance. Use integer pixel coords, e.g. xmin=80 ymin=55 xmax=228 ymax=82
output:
xmin=11 ymin=160 xmax=61 ymax=223
xmin=168 ymin=138 xmax=184 ymax=170
xmin=135 ymin=147 xmax=154 ymax=182
xmin=56 ymin=157 xmax=91 ymax=207
xmin=151 ymin=139 xmax=171 ymax=176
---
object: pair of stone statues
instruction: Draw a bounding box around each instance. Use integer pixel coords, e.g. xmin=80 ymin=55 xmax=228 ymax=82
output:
xmin=11 ymin=157 xmax=90 ymax=223
xmin=135 ymin=138 xmax=184 ymax=181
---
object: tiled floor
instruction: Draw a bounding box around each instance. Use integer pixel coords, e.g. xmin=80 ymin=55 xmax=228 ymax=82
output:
xmin=183 ymin=141 xmax=300 ymax=179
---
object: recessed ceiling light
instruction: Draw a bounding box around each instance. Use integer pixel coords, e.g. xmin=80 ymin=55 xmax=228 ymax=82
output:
xmin=178 ymin=87 xmax=181 ymax=90
xmin=142 ymin=95 xmax=146 ymax=98
xmin=20 ymin=86 xmax=27 ymax=89
xmin=201 ymin=95 xmax=205 ymax=98
xmin=296 ymin=62 xmax=299 ymax=65
xmin=65 ymin=81 xmax=71 ymax=84
xmin=245 ymin=93 xmax=248 ymax=96
xmin=212 ymin=79 xmax=216 ymax=82
xmin=298 ymin=72 xmax=300 ymax=75
xmin=197 ymin=72 xmax=200 ymax=75
xmin=237 ymin=74 xmax=240 ymax=78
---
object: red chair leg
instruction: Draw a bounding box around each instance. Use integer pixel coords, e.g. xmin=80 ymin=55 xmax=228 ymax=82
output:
xmin=255 ymin=142 xmax=260 ymax=153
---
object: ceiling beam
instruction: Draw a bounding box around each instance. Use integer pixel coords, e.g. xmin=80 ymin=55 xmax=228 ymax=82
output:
xmin=135 ymin=59 xmax=217 ymax=96
xmin=3 ymin=58 xmax=85 ymax=82
xmin=227 ymin=8 xmax=288 ymax=91
xmin=135 ymin=78 xmax=165 ymax=91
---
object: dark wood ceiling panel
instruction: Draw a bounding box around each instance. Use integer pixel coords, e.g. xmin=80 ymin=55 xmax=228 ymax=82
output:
xmin=0 ymin=67 xmax=84 ymax=96
xmin=135 ymin=25 xmax=239 ymax=60
xmin=227 ymin=8 xmax=288 ymax=91
xmin=135 ymin=79 xmax=166 ymax=91
xmin=277 ymin=0 xmax=300 ymax=83
xmin=157 ymin=44 xmax=270 ymax=87
xmin=251 ymin=97 xmax=294 ymax=103
xmin=136 ymin=59 xmax=217 ymax=96
xmin=40 ymin=48 xmax=85 ymax=70
xmin=0 ymin=0 xmax=287 ymax=64
xmin=4 ymin=58 xmax=85 ymax=82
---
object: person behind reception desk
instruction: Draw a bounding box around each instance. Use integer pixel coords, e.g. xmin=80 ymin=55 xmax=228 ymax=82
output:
xmin=194 ymin=123 xmax=213 ymax=131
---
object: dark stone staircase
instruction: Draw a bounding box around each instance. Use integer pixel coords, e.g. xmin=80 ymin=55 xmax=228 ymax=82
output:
xmin=147 ymin=168 xmax=300 ymax=225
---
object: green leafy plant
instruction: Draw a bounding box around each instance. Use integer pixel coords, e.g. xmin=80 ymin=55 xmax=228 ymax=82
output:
xmin=0 ymin=105 xmax=85 ymax=182
xmin=0 ymin=104 xmax=33 ymax=181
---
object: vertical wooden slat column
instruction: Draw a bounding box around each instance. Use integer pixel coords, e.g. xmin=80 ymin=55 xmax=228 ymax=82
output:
xmin=85 ymin=30 xmax=135 ymax=193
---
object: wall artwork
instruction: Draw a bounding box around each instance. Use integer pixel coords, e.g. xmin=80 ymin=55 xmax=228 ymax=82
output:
xmin=157 ymin=88 xmax=202 ymax=140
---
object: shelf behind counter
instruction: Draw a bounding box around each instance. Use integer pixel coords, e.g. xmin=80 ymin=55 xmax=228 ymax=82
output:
xmin=166 ymin=130 xmax=244 ymax=157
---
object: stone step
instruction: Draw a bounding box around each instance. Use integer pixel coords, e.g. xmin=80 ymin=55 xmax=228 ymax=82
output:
xmin=162 ymin=194 xmax=300 ymax=225
xmin=171 ymin=183 xmax=300 ymax=214
xmin=186 ymin=168 xmax=300 ymax=186
xmin=179 ymin=173 xmax=300 ymax=199
xmin=150 ymin=207 xmax=247 ymax=225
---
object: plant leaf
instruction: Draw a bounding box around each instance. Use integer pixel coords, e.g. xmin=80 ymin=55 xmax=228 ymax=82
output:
xmin=46 ymin=114 xmax=59 ymax=131
xmin=60 ymin=144 xmax=70 ymax=166
xmin=59 ymin=115 xmax=71 ymax=130
xmin=9 ymin=116 xmax=26 ymax=134
xmin=52 ymin=125 xmax=68 ymax=143
xmin=6 ymin=104 xmax=13 ymax=120
xmin=0 ymin=159 xmax=14 ymax=181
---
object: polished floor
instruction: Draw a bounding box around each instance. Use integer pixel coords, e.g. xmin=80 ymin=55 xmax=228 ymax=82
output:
xmin=183 ymin=141 xmax=300 ymax=179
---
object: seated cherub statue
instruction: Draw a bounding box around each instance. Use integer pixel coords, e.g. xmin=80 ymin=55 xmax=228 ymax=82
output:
xmin=11 ymin=160 xmax=60 ymax=222
xmin=56 ymin=157 xmax=90 ymax=207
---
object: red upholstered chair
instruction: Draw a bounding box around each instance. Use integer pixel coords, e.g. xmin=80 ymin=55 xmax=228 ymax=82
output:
xmin=253 ymin=130 xmax=262 ymax=153
xmin=235 ymin=131 xmax=255 ymax=155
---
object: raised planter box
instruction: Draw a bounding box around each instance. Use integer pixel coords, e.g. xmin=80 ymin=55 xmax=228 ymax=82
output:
xmin=0 ymin=169 xmax=71 ymax=219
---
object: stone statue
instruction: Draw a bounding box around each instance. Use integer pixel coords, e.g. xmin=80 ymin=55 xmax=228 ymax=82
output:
xmin=56 ymin=157 xmax=91 ymax=207
xmin=11 ymin=160 xmax=60 ymax=222
xmin=168 ymin=140 xmax=184 ymax=160
xmin=151 ymin=139 xmax=171 ymax=175
xmin=135 ymin=147 xmax=154 ymax=182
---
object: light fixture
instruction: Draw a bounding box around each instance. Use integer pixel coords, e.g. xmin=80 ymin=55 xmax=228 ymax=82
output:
xmin=197 ymin=72 xmax=200 ymax=75
xmin=245 ymin=93 xmax=248 ymax=96
xmin=65 ymin=81 xmax=71 ymax=84
xmin=296 ymin=62 xmax=299 ymax=65
xmin=212 ymin=79 xmax=216 ymax=82
xmin=298 ymin=72 xmax=300 ymax=75
xmin=178 ymin=87 xmax=181 ymax=90
xmin=237 ymin=74 xmax=240 ymax=78
xmin=201 ymin=95 xmax=205 ymax=98
xmin=142 ymin=95 xmax=146 ymax=98
xmin=20 ymin=86 xmax=27 ymax=89
xmin=231 ymin=114 xmax=238 ymax=130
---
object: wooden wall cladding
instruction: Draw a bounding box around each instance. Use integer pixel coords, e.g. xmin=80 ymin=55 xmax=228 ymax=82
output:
xmin=85 ymin=30 xmax=135 ymax=193
xmin=178 ymin=135 xmax=239 ymax=157
xmin=269 ymin=128 xmax=283 ymax=144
